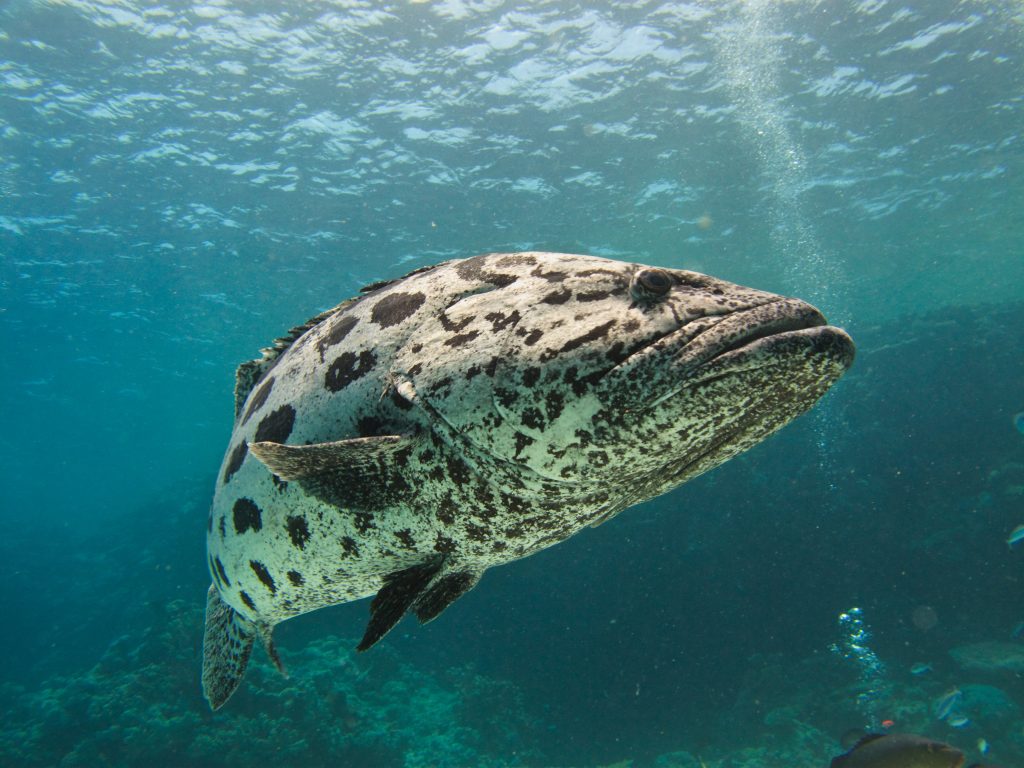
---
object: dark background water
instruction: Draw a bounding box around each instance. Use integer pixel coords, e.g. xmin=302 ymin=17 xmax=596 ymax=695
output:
xmin=2 ymin=1 xmax=1023 ymax=766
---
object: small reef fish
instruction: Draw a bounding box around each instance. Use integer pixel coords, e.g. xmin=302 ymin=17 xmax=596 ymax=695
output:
xmin=934 ymin=688 xmax=963 ymax=720
xmin=976 ymin=738 xmax=988 ymax=755
xmin=911 ymin=662 xmax=933 ymax=675
xmin=947 ymin=715 xmax=970 ymax=728
xmin=1007 ymin=524 xmax=1024 ymax=548
xmin=200 ymin=252 xmax=855 ymax=709
xmin=830 ymin=733 xmax=964 ymax=768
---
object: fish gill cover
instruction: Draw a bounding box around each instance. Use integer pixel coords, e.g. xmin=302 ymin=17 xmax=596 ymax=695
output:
xmin=1 ymin=1 xmax=1023 ymax=767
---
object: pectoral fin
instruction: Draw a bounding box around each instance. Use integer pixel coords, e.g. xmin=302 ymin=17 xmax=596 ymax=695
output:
xmin=249 ymin=435 xmax=416 ymax=510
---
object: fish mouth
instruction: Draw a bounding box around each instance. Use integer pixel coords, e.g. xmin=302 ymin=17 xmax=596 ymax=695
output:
xmin=600 ymin=297 xmax=854 ymax=408
xmin=672 ymin=298 xmax=855 ymax=391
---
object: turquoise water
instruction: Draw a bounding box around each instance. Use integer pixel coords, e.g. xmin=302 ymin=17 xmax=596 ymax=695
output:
xmin=2 ymin=1 xmax=1023 ymax=766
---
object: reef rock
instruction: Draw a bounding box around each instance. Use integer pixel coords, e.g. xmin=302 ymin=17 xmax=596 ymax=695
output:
xmin=949 ymin=641 xmax=1024 ymax=673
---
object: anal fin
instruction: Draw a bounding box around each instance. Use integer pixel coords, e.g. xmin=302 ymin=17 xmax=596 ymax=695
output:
xmin=357 ymin=561 xmax=483 ymax=652
xmin=357 ymin=560 xmax=440 ymax=652
xmin=202 ymin=584 xmax=256 ymax=710
xmin=413 ymin=570 xmax=481 ymax=623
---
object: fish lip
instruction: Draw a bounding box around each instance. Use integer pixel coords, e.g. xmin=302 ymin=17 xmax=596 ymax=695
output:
xmin=680 ymin=323 xmax=856 ymax=391
xmin=620 ymin=299 xmax=853 ymax=408
xmin=675 ymin=298 xmax=833 ymax=373
xmin=597 ymin=298 xmax=855 ymax=409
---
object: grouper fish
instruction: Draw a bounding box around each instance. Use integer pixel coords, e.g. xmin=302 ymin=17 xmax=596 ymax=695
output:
xmin=830 ymin=733 xmax=965 ymax=768
xmin=202 ymin=251 xmax=855 ymax=708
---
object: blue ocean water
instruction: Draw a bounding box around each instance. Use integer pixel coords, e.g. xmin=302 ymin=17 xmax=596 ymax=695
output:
xmin=2 ymin=1 xmax=1023 ymax=766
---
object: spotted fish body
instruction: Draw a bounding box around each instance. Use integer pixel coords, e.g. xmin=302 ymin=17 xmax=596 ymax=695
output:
xmin=202 ymin=251 xmax=855 ymax=708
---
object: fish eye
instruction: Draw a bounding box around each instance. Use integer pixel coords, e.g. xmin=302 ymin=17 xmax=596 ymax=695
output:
xmin=631 ymin=268 xmax=672 ymax=301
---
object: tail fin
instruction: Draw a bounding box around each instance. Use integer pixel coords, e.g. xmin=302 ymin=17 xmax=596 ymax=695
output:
xmin=201 ymin=584 xmax=255 ymax=710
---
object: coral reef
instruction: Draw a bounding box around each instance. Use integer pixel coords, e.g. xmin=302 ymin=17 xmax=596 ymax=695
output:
xmin=0 ymin=599 xmax=542 ymax=768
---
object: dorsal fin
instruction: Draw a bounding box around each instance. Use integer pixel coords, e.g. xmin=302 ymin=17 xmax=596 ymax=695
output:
xmin=233 ymin=298 xmax=354 ymax=419
xmin=233 ymin=260 xmax=451 ymax=420
xmin=357 ymin=259 xmax=452 ymax=295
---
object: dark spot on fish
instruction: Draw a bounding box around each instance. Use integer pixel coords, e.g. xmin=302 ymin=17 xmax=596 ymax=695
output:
xmin=575 ymin=429 xmax=593 ymax=448
xmin=233 ymin=498 xmax=262 ymax=533
xmin=242 ymin=376 xmax=275 ymax=425
xmin=218 ymin=515 xmax=226 ymax=538
xmin=484 ymin=310 xmax=521 ymax=332
xmin=496 ymin=253 xmax=537 ymax=267
xmin=588 ymin=450 xmax=610 ymax=467
xmin=553 ymin=320 xmax=616 ymax=357
xmin=500 ymin=491 xmax=531 ymax=517
xmin=286 ymin=515 xmax=310 ymax=549
xmin=207 ymin=511 xmax=213 ymax=534
xmin=287 ymin=570 xmax=304 ymax=587
xmin=317 ymin=315 xmax=359 ymax=361
xmin=439 ymin=311 xmax=475 ymax=333
xmin=491 ymin=540 xmax=507 ymax=553
xmin=465 ymin=364 xmax=482 ymax=381
xmin=271 ymin=473 xmax=288 ymax=491
xmin=606 ymin=340 xmax=629 ymax=364
xmin=223 ymin=440 xmax=248 ymax=484
xmin=447 ymin=456 xmax=472 ymax=486
xmin=250 ymin=560 xmax=276 ymax=593
xmin=523 ymin=329 xmax=543 ymax=346
xmin=544 ymin=321 xmax=614 ymax=364
xmin=214 ymin=556 xmax=231 ymax=587
xmin=473 ymin=485 xmax=496 ymax=511
xmin=542 ymin=288 xmax=572 ymax=304
xmin=445 ymin=330 xmax=480 ymax=347
xmin=456 ymin=255 xmax=518 ymax=286
xmin=354 ymin=511 xmax=375 ymax=534
xmin=255 ymin=404 xmax=296 ymax=444
xmin=521 ymin=407 xmax=545 ymax=430
xmin=371 ymin=291 xmax=426 ymax=327
xmin=531 ymin=265 xmax=568 ymax=282
xmin=545 ymin=390 xmax=565 ymax=421
xmin=485 ymin=356 xmax=500 ymax=376
xmin=341 ymin=536 xmax=359 ymax=557
xmin=494 ymin=387 xmax=516 ymax=409
xmin=239 ymin=590 xmax=256 ymax=611
xmin=577 ymin=289 xmax=611 ymax=302
xmin=514 ymin=432 xmax=534 ymax=457
xmin=434 ymin=533 xmax=456 ymax=553
xmin=395 ymin=529 xmax=416 ymax=550
xmin=325 ymin=350 xmax=377 ymax=392
xmin=465 ymin=522 xmax=488 ymax=542
xmin=437 ymin=503 xmax=455 ymax=525
xmin=522 ymin=367 xmax=540 ymax=387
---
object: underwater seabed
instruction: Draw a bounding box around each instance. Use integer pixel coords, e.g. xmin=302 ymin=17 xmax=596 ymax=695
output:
xmin=3 ymin=605 xmax=1023 ymax=768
